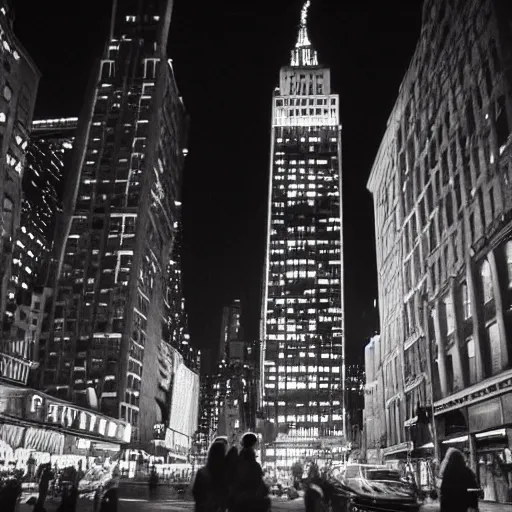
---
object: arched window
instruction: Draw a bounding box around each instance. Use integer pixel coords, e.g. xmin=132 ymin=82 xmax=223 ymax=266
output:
xmin=2 ymin=195 xmax=13 ymax=238
xmin=505 ymin=241 xmax=512 ymax=289
xmin=30 ymin=395 xmax=43 ymax=413
xmin=480 ymin=260 xmax=493 ymax=303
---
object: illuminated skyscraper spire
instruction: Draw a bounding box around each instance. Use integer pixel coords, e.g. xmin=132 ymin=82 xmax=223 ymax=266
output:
xmin=291 ymin=0 xmax=318 ymax=67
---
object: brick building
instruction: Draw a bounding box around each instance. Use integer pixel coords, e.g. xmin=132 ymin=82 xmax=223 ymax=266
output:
xmin=367 ymin=0 xmax=512 ymax=502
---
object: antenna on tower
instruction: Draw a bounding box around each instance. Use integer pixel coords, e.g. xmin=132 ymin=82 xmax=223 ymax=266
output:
xmin=291 ymin=0 xmax=318 ymax=66
xmin=295 ymin=0 xmax=312 ymax=48
xmin=301 ymin=0 xmax=310 ymax=27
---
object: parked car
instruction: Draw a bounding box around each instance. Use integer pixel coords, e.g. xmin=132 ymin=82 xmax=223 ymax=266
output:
xmin=326 ymin=464 xmax=421 ymax=512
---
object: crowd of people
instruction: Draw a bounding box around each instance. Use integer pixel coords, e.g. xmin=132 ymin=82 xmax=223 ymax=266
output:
xmin=192 ymin=432 xmax=270 ymax=512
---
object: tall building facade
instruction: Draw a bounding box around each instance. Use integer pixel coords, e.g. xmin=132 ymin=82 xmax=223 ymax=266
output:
xmin=367 ymin=0 xmax=512 ymax=502
xmin=261 ymin=1 xmax=344 ymax=469
xmin=0 ymin=1 xmax=40 ymax=383
xmin=345 ymin=363 xmax=365 ymax=445
xmin=165 ymin=220 xmax=199 ymax=371
xmin=220 ymin=299 xmax=242 ymax=360
xmin=38 ymin=1 xmax=189 ymax=446
xmin=1 ymin=118 xmax=76 ymax=385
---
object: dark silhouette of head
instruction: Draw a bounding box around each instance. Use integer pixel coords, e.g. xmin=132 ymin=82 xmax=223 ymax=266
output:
xmin=207 ymin=440 xmax=227 ymax=471
xmin=241 ymin=432 xmax=258 ymax=450
xmin=213 ymin=436 xmax=229 ymax=448
xmin=441 ymin=447 xmax=466 ymax=478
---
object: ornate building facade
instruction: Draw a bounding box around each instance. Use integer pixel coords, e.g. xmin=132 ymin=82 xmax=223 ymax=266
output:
xmin=367 ymin=0 xmax=512 ymax=502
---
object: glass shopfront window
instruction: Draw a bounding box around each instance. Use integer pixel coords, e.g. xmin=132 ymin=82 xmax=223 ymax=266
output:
xmin=477 ymin=448 xmax=512 ymax=503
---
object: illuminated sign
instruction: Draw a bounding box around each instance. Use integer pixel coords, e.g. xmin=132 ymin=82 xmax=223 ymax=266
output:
xmin=0 ymin=384 xmax=130 ymax=445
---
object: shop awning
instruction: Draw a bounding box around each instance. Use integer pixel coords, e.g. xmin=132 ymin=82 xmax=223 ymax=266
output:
xmin=0 ymin=423 xmax=65 ymax=454
xmin=0 ymin=423 xmax=25 ymax=450
xmin=24 ymin=427 xmax=64 ymax=454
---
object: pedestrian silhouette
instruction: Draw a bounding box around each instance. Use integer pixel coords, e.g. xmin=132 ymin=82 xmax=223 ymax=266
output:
xmin=440 ymin=448 xmax=480 ymax=512
xmin=231 ymin=433 xmax=269 ymax=512
xmin=193 ymin=440 xmax=228 ymax=512
xmin=225 ymin=446 xmax=239 ymax=511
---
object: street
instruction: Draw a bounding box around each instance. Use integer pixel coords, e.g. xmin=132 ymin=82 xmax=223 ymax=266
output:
xmin=16 ymin=486 xmax=512 ymax=512
xmin=17 ymin=493 xmax=512 ymax=512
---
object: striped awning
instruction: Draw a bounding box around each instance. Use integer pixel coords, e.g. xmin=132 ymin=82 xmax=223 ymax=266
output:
xmin=0 ymin=423 xmax=65 ymax=454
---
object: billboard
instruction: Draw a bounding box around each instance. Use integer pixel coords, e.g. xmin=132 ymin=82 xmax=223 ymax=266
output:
xmin=169 ymin=355 xmax=200 ymax=438
xmin=157 ymin=340 xmax=174 ymax=392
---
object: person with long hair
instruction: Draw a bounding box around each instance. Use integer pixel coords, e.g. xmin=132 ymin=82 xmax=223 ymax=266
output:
xmin=193 ymin=440 xmax=228 ymax=512
xmin=225 ymin=446 xmax=239 ymax=511
xmin=440 ymin=448 xmax=480 ymax=512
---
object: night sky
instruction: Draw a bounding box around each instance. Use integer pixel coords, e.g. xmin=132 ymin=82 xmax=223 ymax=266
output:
xmin=15 ymin=0 xmax=423 ymax=363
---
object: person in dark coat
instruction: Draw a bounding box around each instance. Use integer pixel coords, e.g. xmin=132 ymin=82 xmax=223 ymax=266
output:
xmin=193 ymin=440 xmax=228 ymax=512
xmin=57 ymin=483 xmax=79 ymax=512
xmin=440 ymin=448 xmax=480 ymax=512
xmin=34 ymin=463 xmax=55 ymax=512
xmin=304 ymin=463 xmax=335 ymax=512
xmin=1 ymin=478 xmax=22 ymax=512
xmin=231 ymin=432 xmax=269 ymax=512
xmin=225 ymin=446 xmax=239 ymax=511
xmin=148 ymin=467 xmax=159 ymax=500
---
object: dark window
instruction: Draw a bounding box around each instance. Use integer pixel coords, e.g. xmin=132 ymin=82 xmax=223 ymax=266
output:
xmin=454 ymin=175 xmax=462 ymax=211
xmin=466 ymin=100 xmax=476 ymax=135
xmin=446 ymin=193 xmax=453 ymax=226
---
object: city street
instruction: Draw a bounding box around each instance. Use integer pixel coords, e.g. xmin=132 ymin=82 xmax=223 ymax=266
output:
xmin=17 ymin=491 xmax=512 ymax=512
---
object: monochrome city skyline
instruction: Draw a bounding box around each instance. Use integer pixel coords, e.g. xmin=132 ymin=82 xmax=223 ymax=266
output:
xmin=2 ymin=0 xmax=512 ymax=508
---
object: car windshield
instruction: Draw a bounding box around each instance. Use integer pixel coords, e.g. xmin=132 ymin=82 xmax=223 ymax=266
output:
xmin=362 ymin=469 xmax=401 ymax=481
xmin=81 ymin=465 xmax=111 ymax=482
xmin=344 ymin=466 xmax=361 ymax=478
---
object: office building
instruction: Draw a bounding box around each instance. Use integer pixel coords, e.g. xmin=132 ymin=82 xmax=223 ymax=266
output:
xmin=261 ymin=1 xmax=345 ymax=469
xmin=1 ymin=118 xmax=76 ymax=386
xmin=165 ymin=220 xmax=199 ymax=372
xmin=367 ymin=0 xmax=512 ymax=502
xmin=37 ymin=1 xmax=188 ymax=447
xmin=0 ymin=1 xmax=40 ymax=383
xmin=220 ymin=299 xmax=242 ymax=361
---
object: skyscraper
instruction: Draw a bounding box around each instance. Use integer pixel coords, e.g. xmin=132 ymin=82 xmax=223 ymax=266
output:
xmin=165 ymin=220 xmax=199 ymax=371
xmin=220 ymin=299 xmax=242 ymax=361
xmin=0 ymin=1 xmax=40 ymax=384
xmin=261 ymin=1 xmax=344 ymax=469
xmin=1 ymin=118 xmax=76 ymax=385
xmin=38 ymin=0 xmax=189 ymax=446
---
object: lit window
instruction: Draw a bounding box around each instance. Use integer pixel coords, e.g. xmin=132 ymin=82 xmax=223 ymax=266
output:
xmin=480 ymin=260 xmax=493 ymax=303
xmin=3 ymin=85 xmax=12 ymax=101
xmin=461 ymin=282 xmax=471 ymax=319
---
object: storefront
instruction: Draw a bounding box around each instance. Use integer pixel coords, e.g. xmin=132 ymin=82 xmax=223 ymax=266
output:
xmin=435 ymin=388 xmax=512 ymax=504
xmin=0 ymin=383 xmax=130 ymax=480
